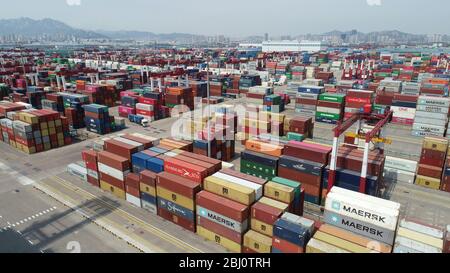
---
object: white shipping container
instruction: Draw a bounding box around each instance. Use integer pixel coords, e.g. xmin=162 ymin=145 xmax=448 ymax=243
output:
xmin=213 ymin=172 xmax=263 ymax=200
xmin=416 ymin=104 xmax=450 ymax=114
xmin=394 ymin=236 xmax=441 ymax=253
xmin=136 ymin=103 xmax=154 ymax=111
xmin=98 ymin=162 xmax=128 ymax=181
xmin=87 ymin=169 xmax=99 ymax=180
xmin=330 ymin=186 xmax=401 ymax=210
xmin=418 ymin=96 xmax=450 ymax=108
xmin=397 ymin=227 xmax=443 ymax=250
xmin=383 ymin=167 xmax=415 ymax=184
xmin=412 ymin=123 xmax=446 ymax=134
xmin=325 ymin=191 xmax=399 ymax=230
xmin=126 ymin=193 xmax=142 ymax=207
xmin=385 ymin=156 xmax=417 ymax=172
xmin=316 ymin=106 xmax=341 ymax=115
xmin=113 ymin=137 xmax=144 ymax=151
xmin=141 ymin=200 xmax=157 ymax=214
xmin=400 ymin=219 xmax=445 ymax=239
xmin=415 ymin=111 xmax=448 ymax=121
xmin=393 ymin=243 xmax=422 ymax=253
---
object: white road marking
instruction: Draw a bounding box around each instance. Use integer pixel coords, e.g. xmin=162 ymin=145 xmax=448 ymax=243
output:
xmin=1 ymin=207 xmax=57 ymax=229
xmin=27 ymin=240 xmax=34 ymax=245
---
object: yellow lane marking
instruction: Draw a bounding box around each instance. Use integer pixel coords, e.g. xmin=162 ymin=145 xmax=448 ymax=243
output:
xmin=47 ymin=175 xmax=204 ymax=253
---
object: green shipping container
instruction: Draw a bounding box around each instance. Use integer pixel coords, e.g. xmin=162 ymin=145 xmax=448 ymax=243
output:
xmin=319 ymin=93 xmax=346 ymax=103
xmin=315 ymin=112 xmax=341 ymax=120
xmin=240 ymin=159 xmax=277 ymax=180
xmin=271 ymin=177 xmax=301 ymax=201
xmin=287 ymin=132 xmax=305 ymax=142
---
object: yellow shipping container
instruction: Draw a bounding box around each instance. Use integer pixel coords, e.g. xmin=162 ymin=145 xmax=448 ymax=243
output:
xmin=196 ymin=226 xmax=242 ymax=253
xmin=19 ymin=112 xmax=38 ymax=124
xmin=43 ymin=143 xmax=51 ymax=151
xmin=9 ymin=141 xmax=17 ymax=148
xmin=100 ymin=180 xmax=126 ymax=200
xmin=57 ymin=133 xmax=64 ymax=140
xmin=157 ymin=186 xmax=194 ymax=211
xmin=251 ymin=218 xmax=273 ymax=237
xmin=313 ymin=231 xmax=374 ymax=253
xmin=40 ymin=122 xmax=48 ymax=129
xmin=140 ymin=183 xmax=156 ymax=196
xmin=41 ymin=129 xmax=49 ymax=137
xmin=203 ymin=176 xmax=255 ymax=205
xmin=48 ymin=120 xmax=55 ymax=128
xmin=258 ymin=197 xmax=289 ymax=211
xmin=49 ymin=127 xmax=56 ymax=135
xmin=264 ymin=182 xmax=295 ymax=204
xmin=243 ymin=230 xmax=272 ymax=253
xmin=57 ymin=139 xmax=64 ymax=147
xmin=397 ymin=227 xmax=443 ymax=249
xmin=423 ymin=137 xmax=448 ymax=153
xmin=54 ymin=119 xmax=62 ymax=127
xmin=415 ymin=175 xmax=441 ymax=190
xmin=306 ymin=238 xmax=350 ymax=253
xmin=270 ymin=113 xmax=286 ymax=123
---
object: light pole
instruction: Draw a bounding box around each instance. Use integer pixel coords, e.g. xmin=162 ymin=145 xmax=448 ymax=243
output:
xmin=206 ymin=56 xmax=211 ymax=158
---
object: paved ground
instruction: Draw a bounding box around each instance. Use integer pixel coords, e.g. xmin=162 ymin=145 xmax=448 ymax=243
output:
xmin=0 ymin=93 xmax=449 ymax=253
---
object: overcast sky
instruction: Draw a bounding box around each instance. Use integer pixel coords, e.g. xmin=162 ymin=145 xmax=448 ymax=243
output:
xmin=0 ymin=0 xmax=448 ymax=36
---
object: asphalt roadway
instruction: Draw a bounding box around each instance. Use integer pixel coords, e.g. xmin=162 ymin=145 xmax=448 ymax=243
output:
xmin=0 ymin=94 xmax=449 ymax=253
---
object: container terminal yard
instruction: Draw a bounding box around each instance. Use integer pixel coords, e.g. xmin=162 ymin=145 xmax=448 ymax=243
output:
xmin=1 ymin=3 xmax=450 ymax=257
xmin=0 ymin=45 xmax=449 ymax=255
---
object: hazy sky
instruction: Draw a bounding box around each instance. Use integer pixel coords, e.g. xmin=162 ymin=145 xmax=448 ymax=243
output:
xmin=0 ymin=0 xmax=448 ymax=36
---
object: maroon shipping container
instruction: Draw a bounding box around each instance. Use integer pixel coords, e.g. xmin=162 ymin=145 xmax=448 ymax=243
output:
xmin=104 ymin=139 xmax=138 ymax=161
xmin=272 ymin=236 xmax=304 ymax=253
xmin=251 ymin=201 xmax=284 ymax=225
xmin=140 ymin=170 xmax=157 ymax=187
xmin=158 ymin=207 xmax=195 ymax=232
xmin=445 ymin=232 xmax=450 ymax=253
xmin=197 ymin=216 xmax=243 ymax=245
xmin=99 ymin=172 xmax=125 ymax=190
xmin=242 ymin=246 xmax=258 ymax=254
xmin=179 ymin=151 xmax=222 ymax=172
xmin=175 ymin=155 xmax=216 ymax=176
xmin=420 ymin=149 xmax=446 ymax=167
xmin=156 ymin=172 xmax=201 ymax=199
xmin=295 ymin=98 xmax=317 ymax=106
xmin=87 ymin=175 xmax=100 ymax=187
xmin=97 ymin=151 xmax=130 ymax=171
xmin=121 ymin=134 xmax=154 ymax=149
xmin=283 ymin=141 xmax=331 ymax=165
xmin=219 ymin=168 xmax=267 ymax=186
xmin=125 ymin=173 xmax=140 ymax=198
xmin=278 ymin=166 xmax=322 ymax=187
xmin=82 ymin=150 xmax=98 ymax=171
xmin=316 ymin=101 xmax=343 ymax=109
xmin=417 ymin=164 xmax=443 ymax=179
xmin=196 ymin=191 xmax=249 ymax=222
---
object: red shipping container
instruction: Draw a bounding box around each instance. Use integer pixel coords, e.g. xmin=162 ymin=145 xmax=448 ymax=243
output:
xmin=164 ymin=157 xmax=208 ymax=184
xmin=242 ymin=247 xmax=257 ymax=254
xmin=158 ymin=207 xmax=195 ymax=233
xmin=272 ymin=236 xmax=304 ymax=253
xmin=87 ymin=175 xmax=100 ymax=187
xmin=417 ymin=164 xmax=442 ymax=179
xmin=82 ymin=150 xmax=98 ymax=171
xmin=140 ymin=170 xmax=157 ymax=187
xmin=97 ymin=151 xmax=130 ymax=171
xmin=121 ymin=134 xmax=154 ymax=149
xmin=156 ymin=172 xmax=201 ymax=199
xmin=196 ymin=216 xmax=243 ymax=244
xmin=125 ymin=173 xmax=140 ymax=198
xmin=420 ymin=149 xmax=446 ymax=167
xmin=196 ymin=191 xmax=249 ymax=222
xmin=278 ymin=166 xmax=322 ymax=187
xmin=251 ymin=201 xmax=284 ymax=226
xmin=104 ymin=139 xmax=138 ymax=161
xmin=179 ymin=151 xmax=222 ymax=172
xmin=99 ymin=172 xmax=125 ymax=190
xmin=283 ymin=141 xmax=330 ymax=165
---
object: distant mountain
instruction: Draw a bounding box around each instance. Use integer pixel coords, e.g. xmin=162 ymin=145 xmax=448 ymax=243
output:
xmin=0 ymin=17 xmax=106 ymax=40
xmin=317 ymin=30 xmax=433 ymax=43
xmin=96 ymin=30 xmax=205 ymax=42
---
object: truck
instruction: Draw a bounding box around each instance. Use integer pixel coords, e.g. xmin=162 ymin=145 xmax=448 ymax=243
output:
xmin=128 ymin=114 xmax=150 ymax=127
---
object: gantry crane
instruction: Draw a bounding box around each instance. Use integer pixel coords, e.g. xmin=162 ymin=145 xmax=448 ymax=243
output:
xmin=327 ymin=109 xmax=394 ymax=194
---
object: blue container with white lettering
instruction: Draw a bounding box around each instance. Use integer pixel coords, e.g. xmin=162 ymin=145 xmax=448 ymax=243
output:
xmin=157 ymin=197 xmax=195 ymax=222
xmin=141 ymin=192 xmax=156 ymax=205
xmin=273 ymin=218 xmax=309 ymax=247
